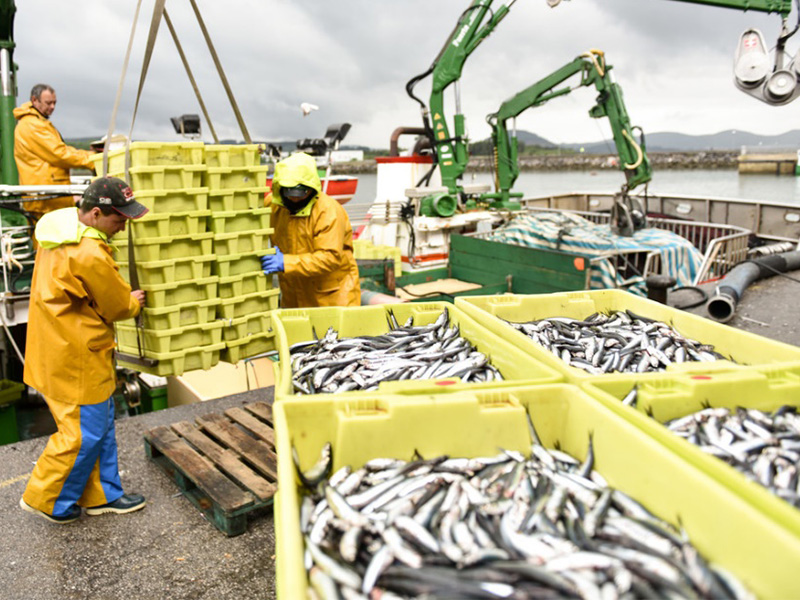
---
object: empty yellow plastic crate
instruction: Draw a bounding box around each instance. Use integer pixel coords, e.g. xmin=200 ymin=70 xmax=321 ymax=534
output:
xmin=0 ymin=379 xmax=24 ymax=407
xmin=116 ymin=320 xmax=224 ymax=353
xmin=217 ymin=289 xmax=280 ymax=321
xmin=207 ymin=187 xmax=268 ymax=212
xmin=582 ymin=367 xmax=800 ymax=541
xmin=117 ymin=254 xmax=215 ymax=286
xmin=139 ymin=276 xmax=218 ymax=307
xmin=205 ymin=165 xmax=269 ymax=190
xmin=90 ymin=141 xmax=205 ymax=173
xmin=455 ymin=290 xmax=800 ymax=383
xmin=107 ymin=165 xmax=206 ymax=191
xmin=218 ymin=271 xmax=271 ymax=299
xmin=118 ymin=298 xmax=220 ymax=330
xmin=207 ymin=207 xmax=271 ymax=234
xmin=113 ymin=232 xmax=214 ymax=262
xmin=204 ymin=144 xmax=261 ymax=168
xmin=275 ymin=385 xmax=800 ymax=599
xmin=130 ymin=210 xmax=210 ymax=240
xmin=353 ymin=239 xmax=403 ymax=278
xmin=213 ymin=248 xmax=272 ymax=277
xmin=212 ymin=229 xmax=272 ymax=256
xmin=272 ymin=302 xmax=564 ymax=401
xmin=220 ymin=310 xmax=274 ymax=342
xmin=117 ymin=342 xmax=224 ymax=377
xmin=131 ymin=188 xmax=209 ymax=214
xmin=222 ymin=332 xmax=276 ymax=364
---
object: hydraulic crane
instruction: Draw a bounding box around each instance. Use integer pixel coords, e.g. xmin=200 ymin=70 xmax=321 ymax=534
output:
xmin=483 ymin=50 xmax=651 ymax=213
xmin=406 ymin=0 xmax=797 ymax=211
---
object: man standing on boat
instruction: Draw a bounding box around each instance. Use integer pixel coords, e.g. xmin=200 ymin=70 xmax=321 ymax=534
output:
xmin=20 ymin=177 xmax=148 ymax=524
xmin=13 ymin=84 xmax=95 ymax=221
xmin=262 ymin=152 xmax=361 ymax=308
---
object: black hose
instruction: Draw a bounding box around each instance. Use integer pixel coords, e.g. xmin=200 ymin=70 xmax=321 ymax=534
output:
xmin=706 ymin=250 xmax=800 ymax=323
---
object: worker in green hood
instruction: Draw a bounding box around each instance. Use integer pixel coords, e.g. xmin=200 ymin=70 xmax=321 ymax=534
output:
xmin=263 ymin=152 xmax=360 ymax=308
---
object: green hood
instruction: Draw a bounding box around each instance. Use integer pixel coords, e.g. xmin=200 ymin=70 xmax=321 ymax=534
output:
xmin=271 ymin=152 xmax=321 ymax=217
xmin=35 ymin=207 xmax=108 ymax=249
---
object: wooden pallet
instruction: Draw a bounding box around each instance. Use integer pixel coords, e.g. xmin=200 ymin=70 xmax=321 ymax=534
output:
xmin=143 ymin=401 xmax=277 ymax=536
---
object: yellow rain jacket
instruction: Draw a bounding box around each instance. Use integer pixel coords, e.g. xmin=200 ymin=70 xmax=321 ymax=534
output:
xmin=24 ymin=207 xmax=140 ymax=405
xmin=266 ymin=153 xmax=361 ymax=308
xmin=13 ymin=102 xmax=95 ymax=215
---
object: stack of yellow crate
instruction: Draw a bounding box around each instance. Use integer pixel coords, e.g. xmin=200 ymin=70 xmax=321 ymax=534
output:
xmin=204 ymin=145 xmax=279 ymax=364
xmin=92 ymin=142 xmax=225 ymax=376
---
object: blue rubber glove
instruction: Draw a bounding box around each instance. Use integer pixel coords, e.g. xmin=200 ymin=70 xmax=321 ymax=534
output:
xmin=261 ymin=246 xmax=285 ymax=275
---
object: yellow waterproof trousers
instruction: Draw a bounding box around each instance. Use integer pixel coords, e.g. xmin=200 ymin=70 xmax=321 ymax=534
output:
xmin=22 ymin=396 xmax=123 ymax=518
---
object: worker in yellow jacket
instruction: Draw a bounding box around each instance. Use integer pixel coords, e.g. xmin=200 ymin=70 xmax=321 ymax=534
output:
xmin=263 ymin=152 xmax=361 ymax=308
xmin=20 ymin=177 xmax=149 ymax=524
xmin=13 ymin=83 xmax=95 ymax=219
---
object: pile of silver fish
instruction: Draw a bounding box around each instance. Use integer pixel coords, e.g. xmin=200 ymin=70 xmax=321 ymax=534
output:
xmin=295 ymin=421 xmax=751 ymax=599
xmin=290 ymin=308 xmax=503 ymax=394
xmin=661 ymin=403 xmax=800 ymax=507
xmin=506 ymin=310 xmax=729 ymax=375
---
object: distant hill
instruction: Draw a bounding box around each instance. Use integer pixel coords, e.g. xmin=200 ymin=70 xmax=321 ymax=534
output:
xmin=471 ymin=129 xmax=800 ymax=154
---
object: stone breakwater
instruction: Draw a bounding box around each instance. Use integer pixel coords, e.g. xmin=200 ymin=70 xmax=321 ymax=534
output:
xmin=333 ymin=151 xmax=739 ymax=174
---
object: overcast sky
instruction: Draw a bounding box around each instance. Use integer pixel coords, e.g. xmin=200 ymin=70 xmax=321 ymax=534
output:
xmin=12 ymin=0 xmax=799 ymax=149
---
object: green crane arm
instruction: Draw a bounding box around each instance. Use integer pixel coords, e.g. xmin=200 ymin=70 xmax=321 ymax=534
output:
xmin=412 ymin=0 xmax=792 ymax=202
xmin=484 ymin=51 xmax=651 ymax=208
xmin=407 ymin=0 xmax=515 ymax=198
xmin=664 ymin=0 xmax=791 ymax=14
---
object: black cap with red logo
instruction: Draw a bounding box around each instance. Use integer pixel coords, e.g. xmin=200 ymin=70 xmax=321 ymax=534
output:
xmin=82 ymin=177 xmax=149 ymax=219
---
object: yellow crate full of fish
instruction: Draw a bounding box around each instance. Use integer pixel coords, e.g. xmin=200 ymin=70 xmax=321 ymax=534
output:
xmin=455 ymin=290 xmax=800 ymax=383
xmin=117 ymin=342 xmax=225 ymax=378
xmin=89 ymin=141 xmax=206 ymax=174
xmin=581 ymin=367 xmax=800 ymax=542
xmin=353 ymin=239 xmax=403 ymax=278
xmin=217 ymin=288 xmax=280 ymax=321
xmin=204 ymin=144 xmax=262 ymax=168
xmin=272 ymin=302 xmax=564 ymax=402
xmin=204 ymin=165 xmax=270 ymax=191
xmin=113 ymin=232 xmax=214 ymax=262
xmin=207 ymin=187 xmax=268 ymax=212
xmin=124 ymin=188 xmax=209 ymax=215
xmin=117 ymin=254 xmax=216 ymax=287
xmin=275 ymin=385 xmax=800 ymax=599
xmin=116 ymin=319 xmax=225 ymax=354
xmin=129 ymin=210 xmax=210 ymax=240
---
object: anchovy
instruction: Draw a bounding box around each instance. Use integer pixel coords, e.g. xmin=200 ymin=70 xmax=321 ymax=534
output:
xmin=290 ymin=308 xmax=503 ymax=393
xmin=296 ymin=427 xmax=751 ymax=599
xmin=665 ymin=404 xmax=800 ymax=507
xmin=507 ymin=310 xmax=730 ymax=374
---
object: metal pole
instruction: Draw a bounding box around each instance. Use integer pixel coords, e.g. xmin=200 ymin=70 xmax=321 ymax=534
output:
xmin=0 ymin=47 xmax=17 ymax=185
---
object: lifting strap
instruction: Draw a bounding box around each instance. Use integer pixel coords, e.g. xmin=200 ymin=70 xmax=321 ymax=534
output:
xmin=188 ymin=0 xmax=252 ymax=143
xmin=104 ymin=0 xmax=254 ymax=363
xmin=163 ymin=8 xmax=219 ymax=143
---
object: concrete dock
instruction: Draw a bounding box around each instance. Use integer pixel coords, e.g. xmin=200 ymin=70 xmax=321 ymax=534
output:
xmin=0 ymin=389 xmax=276 ymax=600
xmin=0 ymin=268 xmax=798 ymax=600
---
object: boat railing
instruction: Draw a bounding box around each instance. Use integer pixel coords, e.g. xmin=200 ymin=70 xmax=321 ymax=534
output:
xmin=523 ymin=205 xmax=751 ymax=285
xmin=520 ymin=191 xmax=800 ymax=244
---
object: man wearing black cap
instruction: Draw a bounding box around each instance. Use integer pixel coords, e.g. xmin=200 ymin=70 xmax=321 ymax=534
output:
xmin=20 ymin=177 xmax=150 ymax=524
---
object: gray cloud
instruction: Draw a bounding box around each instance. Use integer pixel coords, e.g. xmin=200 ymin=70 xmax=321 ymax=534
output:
xmin=13 ymin=0 xmax=800 ymax=148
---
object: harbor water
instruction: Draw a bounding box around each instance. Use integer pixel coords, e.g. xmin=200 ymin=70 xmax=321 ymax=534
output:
xmin=346 ymin=168 xmax=800 ymax=218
